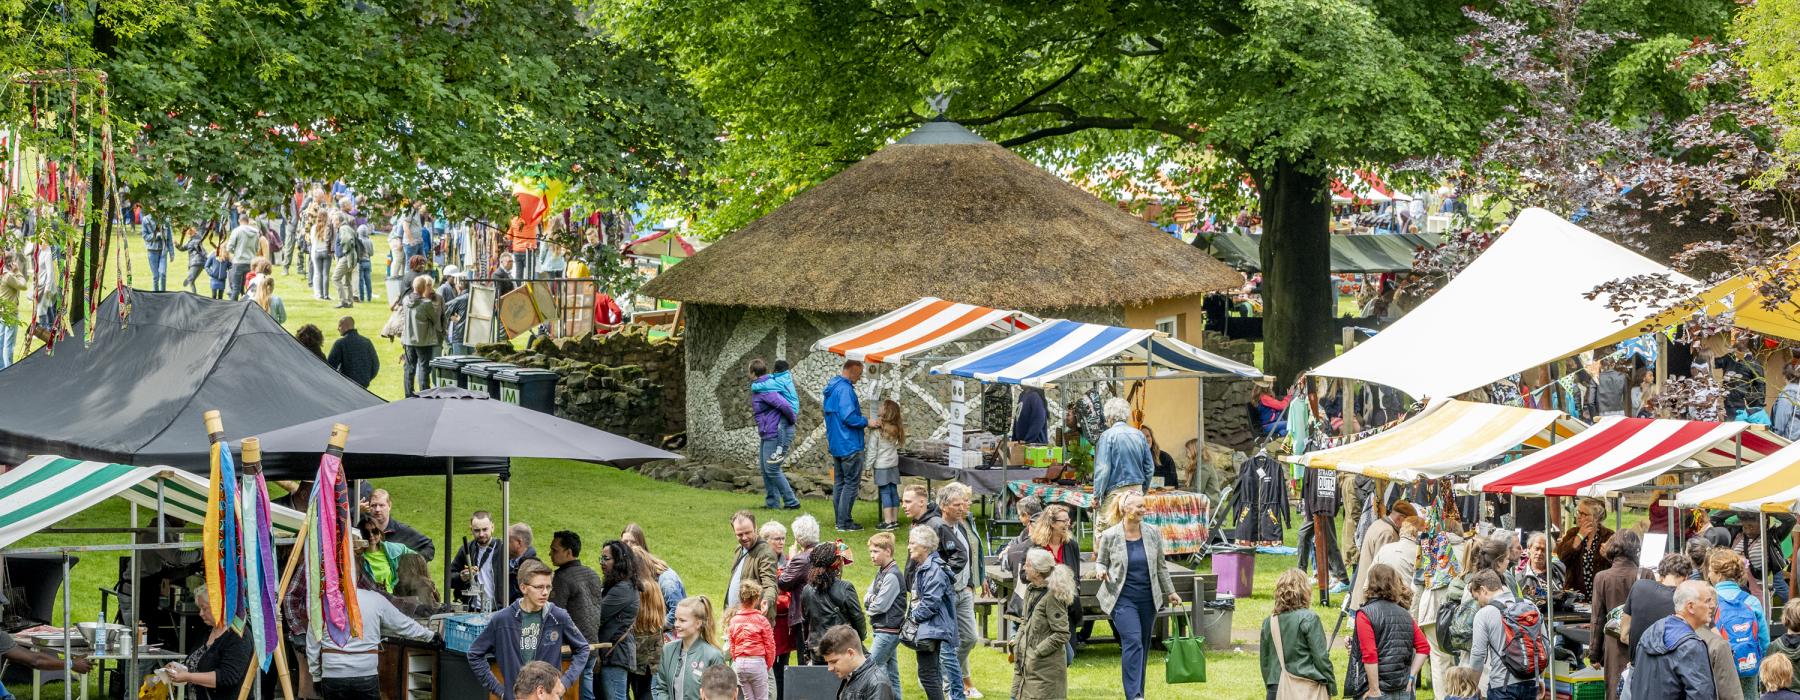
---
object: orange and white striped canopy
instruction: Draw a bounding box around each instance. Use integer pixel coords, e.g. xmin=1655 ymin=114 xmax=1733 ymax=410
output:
xmin=813 ymin=297 xmax=1036 ymax=364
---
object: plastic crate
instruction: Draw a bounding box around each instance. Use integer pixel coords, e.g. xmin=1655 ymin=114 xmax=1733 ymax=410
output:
xmin=441 ymin=613 xmax=490 ymax=653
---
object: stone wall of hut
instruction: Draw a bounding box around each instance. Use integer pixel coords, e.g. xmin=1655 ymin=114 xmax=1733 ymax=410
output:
xmin=681 ymin=303 xmax=1129 ymax=471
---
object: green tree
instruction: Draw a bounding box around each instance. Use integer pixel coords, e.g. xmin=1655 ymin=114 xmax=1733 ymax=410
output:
xmin=604 ymin=0 xmax=1498 ymax=384
xmin=605 ymin=0 xmax=1736 ymax=385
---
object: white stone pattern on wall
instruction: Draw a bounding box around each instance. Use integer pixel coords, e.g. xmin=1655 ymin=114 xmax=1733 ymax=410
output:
xmin=684 ymin=304 xmax=1124 ymax=472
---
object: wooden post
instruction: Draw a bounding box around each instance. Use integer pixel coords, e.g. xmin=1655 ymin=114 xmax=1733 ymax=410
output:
xmin=268 ymin=423 xmax=347 ymax=700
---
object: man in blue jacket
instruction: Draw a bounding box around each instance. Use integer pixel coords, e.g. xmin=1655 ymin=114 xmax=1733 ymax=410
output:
xmin=823 ymin=359 xmax=876 ymax=531
xmin=468 ymin=559 xmax=591 ymax=700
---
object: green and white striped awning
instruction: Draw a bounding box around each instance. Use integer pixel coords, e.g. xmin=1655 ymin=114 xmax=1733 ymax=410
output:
xmin=0 ymin=456 xmax=305 ymax=550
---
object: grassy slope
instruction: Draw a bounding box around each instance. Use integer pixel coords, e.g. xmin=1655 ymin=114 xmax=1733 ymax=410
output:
xmin=11 ymin=237 xmax=1373 ymax=699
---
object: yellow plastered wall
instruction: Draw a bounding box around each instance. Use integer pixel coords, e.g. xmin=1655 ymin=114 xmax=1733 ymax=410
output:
xmin=1121 ymin=295 xmax=1210 ymax=456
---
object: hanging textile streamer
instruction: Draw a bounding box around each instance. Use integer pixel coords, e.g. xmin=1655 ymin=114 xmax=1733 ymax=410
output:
xmin=237 ymin=439 xmax=280 ymax=670
xmin=1414 ymin=504 xmax=1464 ymax=590
xmin=202 ymin=411 xmax=242 ymax=625
xmin=302 ymin=425 xmax=362 ymax=646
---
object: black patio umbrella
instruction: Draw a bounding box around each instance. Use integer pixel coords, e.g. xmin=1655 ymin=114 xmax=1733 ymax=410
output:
xmin=248 ymin=386 xmax=681 ymax=604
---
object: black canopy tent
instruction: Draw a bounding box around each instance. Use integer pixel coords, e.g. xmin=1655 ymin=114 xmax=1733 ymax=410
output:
xmin=0 ymin=292 xmax=392 ymax=476
xmin=249 ymin=386 xmax=681 ymax=606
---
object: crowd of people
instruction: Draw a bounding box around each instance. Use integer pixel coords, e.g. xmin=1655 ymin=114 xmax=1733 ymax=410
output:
xmin=261 ymin=475 xmax=1196 ymax=700
xmin=1262 ymin=493 xmax=1800 ymax=700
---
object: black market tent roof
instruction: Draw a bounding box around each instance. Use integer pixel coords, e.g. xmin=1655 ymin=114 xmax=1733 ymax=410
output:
xmin=0 ymin=292 xmax=383 ymax=476
xmin=1206 ymin=233 xmax=1438 ymax=273
xmin=248 ymin=386 xmax=680 ymax=478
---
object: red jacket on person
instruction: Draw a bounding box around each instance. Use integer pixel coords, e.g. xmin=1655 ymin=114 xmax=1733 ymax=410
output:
xmin=727 ymin=605 xmax=777 ymax=669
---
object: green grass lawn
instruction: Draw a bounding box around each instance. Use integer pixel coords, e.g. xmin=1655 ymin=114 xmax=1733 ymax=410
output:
xmin=17 ymin=461 xmax=1372 ymax=700
xmin=9 ymin=235 xmax=1379 ymax=698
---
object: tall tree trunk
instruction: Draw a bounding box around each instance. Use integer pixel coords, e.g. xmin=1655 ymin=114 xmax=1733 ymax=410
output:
xmin=1255 ymin=157 xmax=1335 ymax=387
xmin=68 ymin=11 xmax=116 ymax=328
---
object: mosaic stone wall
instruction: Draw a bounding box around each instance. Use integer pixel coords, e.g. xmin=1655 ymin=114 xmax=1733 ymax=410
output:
xmin=683 ymin=303 xmax=1125 ymax=470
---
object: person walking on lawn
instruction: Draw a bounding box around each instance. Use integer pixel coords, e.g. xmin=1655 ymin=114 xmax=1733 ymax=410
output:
xmin=1097 ymin=490 xmax=1184 ymax=700
xmin=823 ymin=359 xmax=875 ymax=532
xmin=327 ymin=316 xmax=380 ymax=388
xmin=179 ymin=226 xmax=208 ymax=294
xmin=466 ymin=559 xmax=591 ymax=700
xmin=226 ymin=214 xmax=261 ymax=300
xmin=937 ymin=482 xmax=985 ymax=699
xmin=750 ymin=359 xmax=801 ymax=510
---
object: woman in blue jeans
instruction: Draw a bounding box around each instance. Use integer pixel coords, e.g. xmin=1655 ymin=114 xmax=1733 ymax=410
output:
xmin=907 ymin=526 xmax=961 ymax=700
xmin=1096 ymin=490 xmax=1181 ymax=700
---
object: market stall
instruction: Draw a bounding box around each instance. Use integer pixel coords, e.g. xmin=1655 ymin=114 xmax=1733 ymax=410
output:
xmin=1283 ymin=399 xmax=1578 ymax=483
xmin=926 ymin=317 xmax=1259 ymax=548
xmin=0 ymin=454 xmax=307 ymax=700
xmin=248 ymin=387 xmax=679 ymax=608
xmin=1309 ymin=207 xmax=1700 ymax=400
xmin=1467 ymin=416 xmax=1772 ymax=698
xmin=1004 ymin=480 xmax=1213 ymax=555
xmin=1468 ymin=417 xmax=1762 ymax=498
xmin=811 ymin=296 xmax=1039 ymax=364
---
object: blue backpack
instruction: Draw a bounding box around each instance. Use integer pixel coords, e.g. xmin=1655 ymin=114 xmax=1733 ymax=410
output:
xmin=1716 ymin=587 xmax=1765 ymax=678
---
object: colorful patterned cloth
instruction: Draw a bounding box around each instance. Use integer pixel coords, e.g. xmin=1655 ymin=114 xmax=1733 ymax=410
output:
xmin=1005 ymin=481 xmax=1211 ymax=554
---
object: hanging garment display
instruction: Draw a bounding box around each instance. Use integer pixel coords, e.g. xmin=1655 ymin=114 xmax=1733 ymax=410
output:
xmin=1229 ymin=453 xmax=1291 ymax=542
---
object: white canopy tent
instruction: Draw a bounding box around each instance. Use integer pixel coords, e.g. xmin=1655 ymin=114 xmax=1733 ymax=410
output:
xmin=1308 ymin=207 xmax=1697 ymax=399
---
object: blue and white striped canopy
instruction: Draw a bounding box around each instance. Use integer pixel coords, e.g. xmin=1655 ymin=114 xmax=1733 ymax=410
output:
xmin=929 ymin=319 xmax=1262 ymax=386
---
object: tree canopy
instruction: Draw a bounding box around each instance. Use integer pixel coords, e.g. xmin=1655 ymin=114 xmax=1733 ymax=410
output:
xmin=605 ymin=0 xmax=1732 ymax=383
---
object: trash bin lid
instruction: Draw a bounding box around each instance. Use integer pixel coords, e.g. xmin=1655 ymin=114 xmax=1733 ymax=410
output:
xmin=494 ymin=367 xmax=559 ymax=383
xmin=463 ymin=362 xmax=517 ymax=378
xmin=429 ymin=354 xmax=485 ymax=370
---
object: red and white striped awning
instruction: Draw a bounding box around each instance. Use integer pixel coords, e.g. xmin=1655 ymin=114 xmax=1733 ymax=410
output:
xmin=1331 ymin=170 xmax=1413 ymax=205
xmin=1468 ymin=417 xmax=1771 ymax=497
xmin=813 ymin=297 xmax=1038 ymax=364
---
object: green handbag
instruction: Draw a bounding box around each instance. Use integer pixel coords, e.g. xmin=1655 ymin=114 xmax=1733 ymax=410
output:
xmin=1164 ymin=635 xmax=1208 ymax=684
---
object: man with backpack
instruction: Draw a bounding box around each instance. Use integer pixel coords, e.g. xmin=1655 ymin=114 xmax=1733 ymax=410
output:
xmin=1467 ymin=570 xmax=1547 ymax=700
xmin=1629 ymin=580 xmax=1721 ymax=700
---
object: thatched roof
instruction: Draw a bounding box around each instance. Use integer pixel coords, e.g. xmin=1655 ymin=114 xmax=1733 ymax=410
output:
xmin=640 ymin=121 xmax=1244 ymax=313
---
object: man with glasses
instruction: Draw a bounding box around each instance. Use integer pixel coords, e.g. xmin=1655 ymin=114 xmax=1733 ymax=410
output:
xmin=468 ymin=559 xmax=590 ymax=700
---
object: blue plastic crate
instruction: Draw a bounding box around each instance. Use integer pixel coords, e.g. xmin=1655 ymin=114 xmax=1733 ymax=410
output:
xmin=441 ymin=613 xmax=489 ymax=653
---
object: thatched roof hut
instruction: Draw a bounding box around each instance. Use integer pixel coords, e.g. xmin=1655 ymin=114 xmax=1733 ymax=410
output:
xmin=641 ymin=120 xmax=1244 ymax=312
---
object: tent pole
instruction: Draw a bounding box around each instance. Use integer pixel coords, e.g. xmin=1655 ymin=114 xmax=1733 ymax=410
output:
xmin=444 ymin=457 xmax=454 ymax=603
xmin=1544 ymin=503 xmax=1555 ymax=700
xmin=499 ymin=471 xmax=511 ymax=608
xmin=61 ymin=552 xmax=71 ymax=700
xmin=129 ymin=500 xmax=139 ymax=687
xmin=1194 ymin=379 xmax=1205 ymax=493
xmin=157 ymin=481 xmax=167 ymax=543
xmin=1763 ymin=512 xmax=1772 ymax=615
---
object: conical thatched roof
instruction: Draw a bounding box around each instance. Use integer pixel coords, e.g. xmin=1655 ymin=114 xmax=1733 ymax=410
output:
xmin=640 ymin=121 xmax=1244 ymax=313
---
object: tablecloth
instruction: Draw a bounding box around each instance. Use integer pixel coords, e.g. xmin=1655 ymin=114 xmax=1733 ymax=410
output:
xmin=1004 ymin=481 xmax=1211 ymax=555
xmin=899 ymin=457 xmax=1047 ymax=495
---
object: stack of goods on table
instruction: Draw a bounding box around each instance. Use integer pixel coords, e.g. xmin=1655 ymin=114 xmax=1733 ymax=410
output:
xmin=1553 ymin=665 xmax=1603 ymax=700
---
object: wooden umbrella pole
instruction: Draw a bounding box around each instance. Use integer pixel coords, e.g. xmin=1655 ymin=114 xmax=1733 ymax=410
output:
xmin=265 ymin=424 xmax=346 ymax=700
xmin=239 ymin=438 xmax=295 ymax=700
